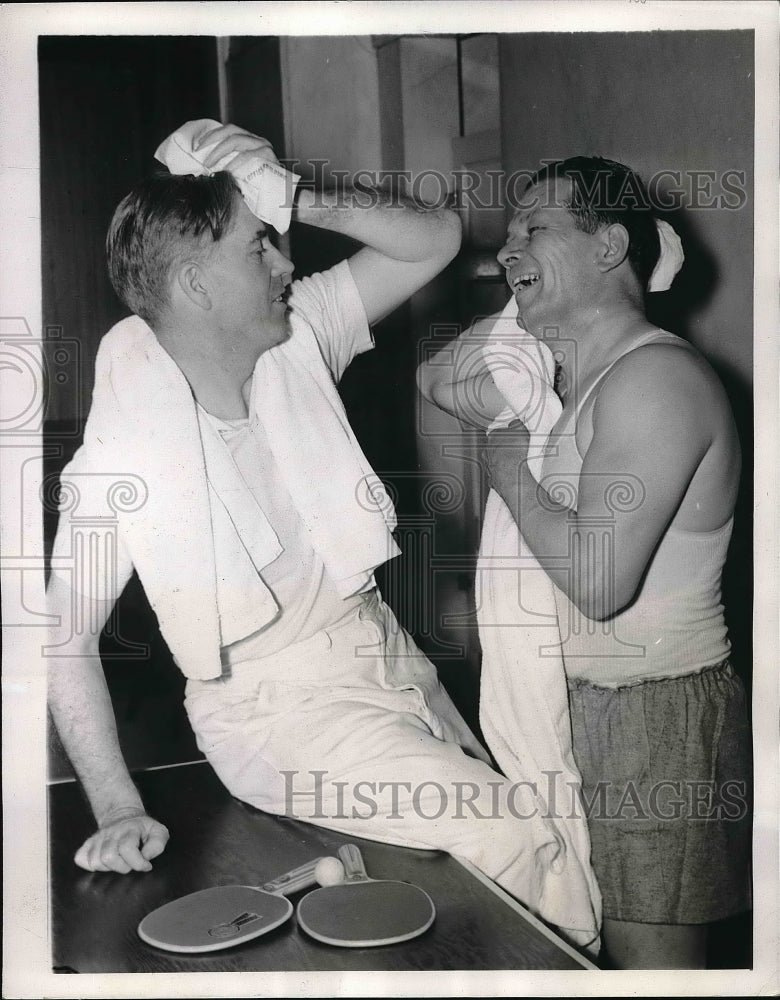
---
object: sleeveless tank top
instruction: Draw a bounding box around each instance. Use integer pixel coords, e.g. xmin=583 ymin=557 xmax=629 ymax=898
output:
xmin=541 ymin=329 xmax=732 ymax=686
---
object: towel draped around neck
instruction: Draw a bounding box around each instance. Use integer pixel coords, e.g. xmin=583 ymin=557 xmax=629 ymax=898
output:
xmin=79 ymin=287 xmax=399 ymax=678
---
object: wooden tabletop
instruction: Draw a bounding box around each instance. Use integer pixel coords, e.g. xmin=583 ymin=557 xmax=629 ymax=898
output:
xmin=49 ymin=760 xmax=593 ymax=973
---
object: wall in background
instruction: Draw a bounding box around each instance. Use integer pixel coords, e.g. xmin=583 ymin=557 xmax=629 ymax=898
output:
xmin=280 ymin=35 xmax=383 ymax=185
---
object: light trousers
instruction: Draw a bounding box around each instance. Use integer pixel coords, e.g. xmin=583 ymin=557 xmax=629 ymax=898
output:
xmin=184 ymin=592 xmax=569 ymax=930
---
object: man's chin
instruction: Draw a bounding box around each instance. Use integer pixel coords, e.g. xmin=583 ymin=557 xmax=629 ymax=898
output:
xmin=515 ymin=307 xmax=541 ymax=339
xmin=278 ymin=312 xmax=292 ymax=343
xmin=516 ymin=304 xmax=556 ymax=342
xmin=268 ymin=312 xmax=292 ymax=346
xmin=253 ymin=316 xmax=292 ymax=363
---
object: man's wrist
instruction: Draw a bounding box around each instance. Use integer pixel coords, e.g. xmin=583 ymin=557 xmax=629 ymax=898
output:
xmin=96 ymin=798 xmax=146 ymax=828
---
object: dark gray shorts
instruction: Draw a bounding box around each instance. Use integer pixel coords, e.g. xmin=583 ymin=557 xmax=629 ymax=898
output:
xmin=567 ymin=660 xmax=752 ymax=924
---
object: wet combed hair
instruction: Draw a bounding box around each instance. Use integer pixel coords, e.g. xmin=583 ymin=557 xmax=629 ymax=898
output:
xmin=106 ymin=170 xmax=241 ymax=326
xmin=527 ymin=156 xmax=661 ymax=290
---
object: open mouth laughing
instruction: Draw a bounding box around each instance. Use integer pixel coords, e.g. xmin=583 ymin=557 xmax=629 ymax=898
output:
xmin=510 ymin=271 xmax=541 ymax=294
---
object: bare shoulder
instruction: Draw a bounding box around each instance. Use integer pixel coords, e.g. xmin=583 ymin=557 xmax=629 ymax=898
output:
xmin=597 ymin=337 xmax=733 ymax=428
xmin=587 ymin=336 xmax=740 ymax=527
xmin=613 ymin=336 xmax=718 ymax=384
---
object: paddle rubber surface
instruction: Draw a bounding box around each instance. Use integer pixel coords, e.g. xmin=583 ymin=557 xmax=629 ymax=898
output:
xmin=297 ymin=879 xmax=435 ymax=947
xmin=138 ymin=884 xmax=293 ymax=953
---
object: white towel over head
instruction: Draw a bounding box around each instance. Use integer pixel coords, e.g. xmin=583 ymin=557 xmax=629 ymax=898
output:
xmin=155 ymin=118 xmax=301 ymax=234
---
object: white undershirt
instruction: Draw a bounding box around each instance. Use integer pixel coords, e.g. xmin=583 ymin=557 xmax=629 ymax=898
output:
xmin=198 ymin=406 xmax=367 ymax=667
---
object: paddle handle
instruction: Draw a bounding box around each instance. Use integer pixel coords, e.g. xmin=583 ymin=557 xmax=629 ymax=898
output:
xmin=338 ymin=843 xmax=369 ymax=882
xmin=261 ymin=857 xmax=323 ymax=896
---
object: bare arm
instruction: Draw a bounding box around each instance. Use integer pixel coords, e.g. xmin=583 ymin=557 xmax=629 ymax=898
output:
xmin=294 ymin=186 xmax=461 ymax=326
xmin=416 ymin=314 xmax=510 ymax=428
xmin=487 ymin=346 xmax=726 ymax=619
xmin=194 ymin=122 xmax=462 ymax=326
xmin=47 ymin=574 xmax=168 ymax=872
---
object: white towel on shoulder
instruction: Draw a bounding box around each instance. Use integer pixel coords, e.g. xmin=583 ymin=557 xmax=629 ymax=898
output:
xmin=73 ymin=267 xmax=400 ymax=677
xmin=475 ymin=297 xmax=602 ymax=952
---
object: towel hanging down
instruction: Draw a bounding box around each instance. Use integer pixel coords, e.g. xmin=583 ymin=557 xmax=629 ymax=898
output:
xmin=473 ymin=219 xmax=684 ymax=951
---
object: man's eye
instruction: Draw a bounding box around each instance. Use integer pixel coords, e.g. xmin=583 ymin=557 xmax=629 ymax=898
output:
xmin=529 ymin=226 xmax=544 ymax=235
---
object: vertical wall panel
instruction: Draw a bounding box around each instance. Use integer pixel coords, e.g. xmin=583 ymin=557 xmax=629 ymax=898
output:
xmin=227 ymin=37 xmax=286 ymax=156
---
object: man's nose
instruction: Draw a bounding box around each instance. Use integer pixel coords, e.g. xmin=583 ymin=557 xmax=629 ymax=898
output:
xmin=496 ymin=231 xmax=527 ymax=269
xmin=270 ymin=245 xmax=295 ymax=278
xmin=497 ymin=241 xmax=521 ymax=269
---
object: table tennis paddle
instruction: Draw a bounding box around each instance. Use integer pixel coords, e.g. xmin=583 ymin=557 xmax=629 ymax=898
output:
xmin=138 ymin=855 xmax=345 ymax=953
xmin=296 ymin=843 xmax=435 ymax=947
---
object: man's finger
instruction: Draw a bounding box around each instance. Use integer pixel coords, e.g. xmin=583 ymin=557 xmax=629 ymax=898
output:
xmin=193 ymin=122 xmax=247 ymax=149
xmin=92 ymin=832 xmax=135 ymax=874
xmin=201 ymin=133 xmax=273 ymax=171
xmin=97 ymin=846 xmax=133 ymax=874
xmin=75 ymin=845 xmax=121 ymax=873
xmin=140 ymin=824 xmax=170 ymax=861
xmin=489 ymin=419 xmax=528 ymax=435
xmin=74 ymin=841 xmax=101 ymax=871
xmin=115 ymin=837 xmax=153 ymax=873
xmin=74 ymin=835 xmax=110 ymax=872
xmin=487 ymin=428 xmax=528 ymax=447
xmin=224 ymin=148 xmax=280 ymax=175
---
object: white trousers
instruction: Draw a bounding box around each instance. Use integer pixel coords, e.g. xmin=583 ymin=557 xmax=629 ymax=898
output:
xmin=184 ymin=592 xmax=566 ymax=931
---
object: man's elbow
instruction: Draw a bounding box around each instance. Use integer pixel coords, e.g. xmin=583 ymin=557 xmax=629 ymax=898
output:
xmin=416 ymin=359 xmax=438 ymax=404
xmin=431 ymin=208 xmax=462 ymax=268
xmin=416 ymin=360 xmax=459 ymax=417
xmin=444 ymin=209 xmax=463 ymax=261
xmin=47 ymin=622 xmax=103 ymax=662
xmin=572 ymin=574 xmax=639 ymax=622
xmin=575 ymin=597 xmax=616 ymax=623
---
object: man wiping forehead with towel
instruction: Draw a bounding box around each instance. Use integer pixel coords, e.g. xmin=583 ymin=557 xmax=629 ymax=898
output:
xmin=46 ymin=122 xmax=603 ymax=952
xmin=418 ymin=156 xmax=752 ymax=969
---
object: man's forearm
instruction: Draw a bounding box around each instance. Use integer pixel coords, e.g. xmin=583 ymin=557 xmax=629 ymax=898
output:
xmin=494 ymin=458 xmax=617 ymax=620
xmin=48 ymin=653 xmax=145 ymax=826
xmin=294 ymin=185 xmax=461 ymax=264
xmin=430 ymin=375 xmax=509 ymax=430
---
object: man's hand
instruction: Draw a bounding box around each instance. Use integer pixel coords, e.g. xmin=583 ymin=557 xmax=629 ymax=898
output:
xmin=74 ymin=814 xmax=169 ymax=874
xmin=194 ymin=122 xmax=280 ymax=173
xmin=485 ymin=420 xmax=531 ymax=499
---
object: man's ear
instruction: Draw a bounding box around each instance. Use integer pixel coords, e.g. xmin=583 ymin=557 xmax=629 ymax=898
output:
xmin=174 ymin=260 xmax=212 ymax=311
xmin=595 ymin=223 xmax=630 ymax=274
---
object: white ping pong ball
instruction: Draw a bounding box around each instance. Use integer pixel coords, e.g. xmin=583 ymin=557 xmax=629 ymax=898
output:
xmin=314 ymin=856 xmax=346 ymax=886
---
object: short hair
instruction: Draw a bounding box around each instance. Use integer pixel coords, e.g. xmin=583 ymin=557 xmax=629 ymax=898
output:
xmin=106 ymin=170 xmax=241 ymax=326
xmin=527 ymin=156 xmax=660 ymax=289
